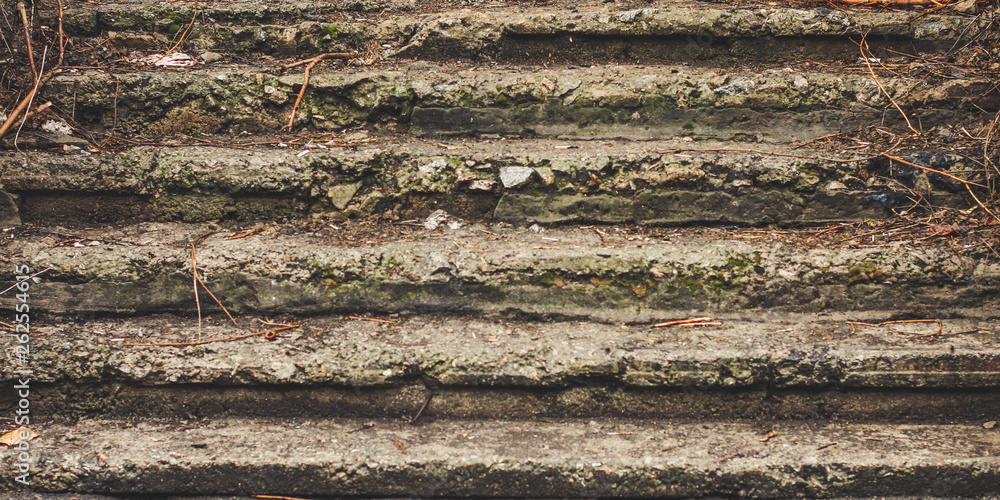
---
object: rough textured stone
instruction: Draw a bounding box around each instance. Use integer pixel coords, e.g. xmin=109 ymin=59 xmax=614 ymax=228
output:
xmin=499 ymin=166 xmax=534 ymax=188
xmin=0 ymin=140 xmax=975 ymax=226
xmin=2 ymin=224 xmax=996 ymax=322
xmin=2 ymin=419 xmax=998 ymax=496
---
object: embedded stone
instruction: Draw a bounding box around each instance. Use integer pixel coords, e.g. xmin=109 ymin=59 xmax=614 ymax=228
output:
xmin=500 ymin=166 xmax=534 ymax=188
xmin=328 ymin=182 xmax=362 ymax=210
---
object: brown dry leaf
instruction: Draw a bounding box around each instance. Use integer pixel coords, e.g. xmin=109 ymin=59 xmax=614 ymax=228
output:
xmin=0 ymin=427 xmax=38 ymax=446
xmin=0 ymin=429 xmax=16 ymax=446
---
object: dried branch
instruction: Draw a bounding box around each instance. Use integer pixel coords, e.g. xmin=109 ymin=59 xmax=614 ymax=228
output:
xmin=0 ymin=66 xmax=59 ymax=141
xmin=653 ymin=316 xmax=714 ymax=328
xmin=282 ymin=52 xmax=355 ymax=131
xmin=191 ymin=240 xmax=204 ymax=339
xmin=349 ymin=315 xmax=394 ymax=324
xmin=17 ymin=1 xmax=35 ymax=81
xmin=0 ymin=268 xmax=51 ymax=296
xmin=123 ymin=324 xmax=299 ymax=347
xmin=858 ymin=29 xmax=920 ymax=136
xmin=56 ymin=0 xmax=65 ymax=65
xmin=195 ymin=273 xmax=238 ymax=327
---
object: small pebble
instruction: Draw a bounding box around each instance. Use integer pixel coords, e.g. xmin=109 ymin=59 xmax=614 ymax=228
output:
xmin=200 ymin=51 xmax=224 ymax=64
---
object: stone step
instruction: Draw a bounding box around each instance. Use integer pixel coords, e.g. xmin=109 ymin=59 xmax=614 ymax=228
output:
xmin=2 ymin=223 xmax=996 ymax=323
xmin=1 ymin=138 xmax=978 ymax=226
xmin=2 ymin=313 xmax=998 ymax=422
xmin=53 ymin=0 xmax=987 ymax=66
xmin=3 ymin=1 xmax=996 ymax=498
xmin=35 ymin=64 xmax=994 ymax=141
xmin=2 ymin=418 xmax=997 ymax=496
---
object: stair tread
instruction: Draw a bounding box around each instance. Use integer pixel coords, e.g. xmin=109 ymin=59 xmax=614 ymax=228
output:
xmin=3 ymin=0 xmax=997 ymax=497
xmin=5 ymin=312 xmax=998 ymax=387
xmin=36 ymin=63 xmax=993 ymax=143
xmin=0 ymin=136 xmax=916 ymax=195
xmin=4 ymin=418 xmax=998 ymax=495
xmin=62 ymin=0 xmax=979 ymax=39
xmin=4 ymin=223 xmax=996 ymax=321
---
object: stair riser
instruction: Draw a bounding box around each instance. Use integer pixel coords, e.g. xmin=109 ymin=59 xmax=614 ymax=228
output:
xmin=55 ymin=5 xmax=984 ymax=66
xmin=12 ymin=189 xmax=916 ymax=226
xmin=3 ymin=314 xmax=998 ymax=409
xmin=16 ymin=278 xmax=999 ymax=323
xmin=0 ymin=146 xmax=977 ymax=226
xmin=8 ymin=384 xmax=1000 ymax=423
xmin=497 ymin=34 xmax=943 ymax=67
xmin=13 ymin=463 xmax=999 ymax=497
xmin=5 ymin=1 xmax=997 ymax=498
xmin=41 ymin=70 xmax=995 ymax=140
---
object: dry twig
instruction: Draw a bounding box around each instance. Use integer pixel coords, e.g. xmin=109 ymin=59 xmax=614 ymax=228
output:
xmin=0 ymin=66 xmax=59 ymax=141
xmin=225 ymin=228 xmax=267 ymax=240
xmin=282 ymin=52 xmax=355 ymax=131
xmin=410 ymin=393 xmax=433 ymax=425
xmin=0 ymin=268 xmax=51 ymax=296
xmin=391 ymin=437 xmax=407 ymax=454
xmin=191 ymin=232 xmax=210 ymax=339
xmin=847 ymin=318 xmax=945 ymax=341
xmin=813 ymin=222 xmax=857 ymax=237
xmin=653 ymin=316 xmax=714 ymax=328
xmin=883 ymin=154 xmax=988 ymax=189
xmin=18 ymin=1 xmax=35 ymax=81
xmin=139 ymin=10 xmax=198 ymax=70
xmin=190 ymin=232 xmax=238 ymax=330
xmin=123 ymin=324 xmax=298 ymax=347
xmin=56 ymin=0 xmax=65 ymax=65
xmin=859 ymin=34 xmax=919 ymax=137
xmin=349 ymin=316 xmax=394 ymax=324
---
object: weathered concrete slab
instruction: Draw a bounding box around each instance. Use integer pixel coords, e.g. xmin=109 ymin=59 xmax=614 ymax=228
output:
xmin=5 ymin=313 xmax=999 ymax=388
xmin=51 ymin=0 xmax=988 ymax=65
xmin=1 ymin=224 xmax=997 ymax=322
xmin=0 ymin=139 xmax=977 ymax=225
xmin=3 ymin=418 xmax=998 ymax=496
xmin=0 ymin=313 xmax=998 ymax=421
xmin=3 ymin=1 xmax=995 ymax=499
xmin=37 ymin=65 xmax=994 ymax=140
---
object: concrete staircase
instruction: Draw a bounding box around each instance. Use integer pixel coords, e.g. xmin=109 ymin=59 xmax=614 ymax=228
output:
xmin=1 ymin=0 xmax=998 ymax=498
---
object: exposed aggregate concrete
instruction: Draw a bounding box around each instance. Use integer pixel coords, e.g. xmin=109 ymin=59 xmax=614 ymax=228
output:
xmin=4 ymin=0 xmax=998 ymax=497
xmin=1 ymin=419 xmax=997 ymax=496
xmin=39 ymin=64 xmax=993 ymax=141
xmin=2 ymin=224 xmax=996 ymax=322
xmin=2 ymin=138 xmax=974 ymax=225
xmin=1 ymin=312 xmax=998 ymax=422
